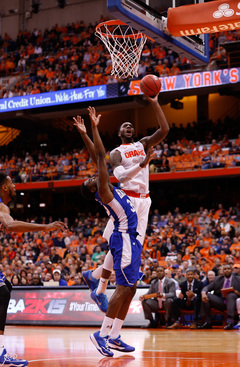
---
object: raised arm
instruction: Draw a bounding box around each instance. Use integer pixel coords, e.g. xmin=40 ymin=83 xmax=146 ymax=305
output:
xmin=0 ymin=204 xmax=67 ymax=233
xmin=88 ymin=107 xmax=113 ymax=204
xmin=73 ymin=115 xmax=97 ymax=164
xmin=140 ymin=93 xmax=170 ymax=150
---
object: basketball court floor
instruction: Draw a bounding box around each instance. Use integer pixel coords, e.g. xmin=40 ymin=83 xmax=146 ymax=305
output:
xmin=4 ymin=326 xmax=240 ymax=366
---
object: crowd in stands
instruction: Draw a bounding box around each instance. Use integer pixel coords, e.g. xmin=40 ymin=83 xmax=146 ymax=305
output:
xmin=149 ymin=133 xmax=240 ymax=173
xmin=0 ymin=121 xmax=239 ymax=183
xmin=0 ymin=202 xmax=240 ymax=290
xmin=0 ymin=16 xmax=238 ymax=99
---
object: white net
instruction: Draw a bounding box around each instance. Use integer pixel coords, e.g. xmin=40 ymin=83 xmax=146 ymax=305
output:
xmin=95 ymin=21 xmax=147 ymax=79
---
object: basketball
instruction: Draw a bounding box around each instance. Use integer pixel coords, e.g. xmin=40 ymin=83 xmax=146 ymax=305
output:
xmin=140 ymin=74 xmax=161 ymax=97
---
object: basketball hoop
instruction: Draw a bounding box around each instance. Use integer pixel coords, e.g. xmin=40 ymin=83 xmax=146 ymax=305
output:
xmin=95 ymin=20 xmax=148 ymax=79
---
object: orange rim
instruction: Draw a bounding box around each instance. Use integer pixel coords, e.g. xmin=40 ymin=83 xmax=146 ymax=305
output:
xmin=95 ymin=19 xmax=148 ymax=40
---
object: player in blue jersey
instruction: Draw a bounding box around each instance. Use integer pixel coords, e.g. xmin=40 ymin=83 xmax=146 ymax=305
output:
xmin=74 ymin=92 xmax=169 ymax=312
xmin=0 ymin=172 xmax=67 ymax=366
xmin=78 ymin=107 xmax=155 ymax=357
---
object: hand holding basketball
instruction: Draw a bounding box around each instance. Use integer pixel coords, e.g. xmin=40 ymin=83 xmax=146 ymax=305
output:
xmin=140 ymin=74 xmax=161 ymax=98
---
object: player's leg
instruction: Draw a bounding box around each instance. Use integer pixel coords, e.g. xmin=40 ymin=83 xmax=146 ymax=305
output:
xmin=86 ymin=219 xmax=114 ymax=312
xmin=90 ymin=284 xmax=132 ymax=358
xmin=83 ymin=219 xmax=114 ymax=289
xmin=107 ymin=233 xmax=141 ymax=352
xmin=90 ymin=233 xmax=140 ymax=356
xmin=0 ymin=285 xmax=28 ymax=366
xmin=134 ymin=196 xmax=151 ymax=245
xmin=108 ymin=283 xmax=136 ymax=353
xmin=84 ymin=220 xmax=114 ymax=312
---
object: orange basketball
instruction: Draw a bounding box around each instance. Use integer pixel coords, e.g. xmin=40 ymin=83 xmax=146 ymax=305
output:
xmin=140 ymin=74 xmax=161 ymax=97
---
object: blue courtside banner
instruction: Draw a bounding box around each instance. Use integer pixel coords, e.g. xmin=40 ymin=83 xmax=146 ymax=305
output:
xmin=0 ymin=68 xmax=239 ymax=113
xmin=0 ymin=85 xmax=107 ymax=113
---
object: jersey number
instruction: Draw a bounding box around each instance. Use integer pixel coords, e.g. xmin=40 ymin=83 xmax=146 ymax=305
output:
xmin=127 ymin=199 xmax=136 ymax=213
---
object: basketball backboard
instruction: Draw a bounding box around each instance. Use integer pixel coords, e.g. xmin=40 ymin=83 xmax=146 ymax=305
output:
xmin=107 ymin=0 xmax=209 ymax=65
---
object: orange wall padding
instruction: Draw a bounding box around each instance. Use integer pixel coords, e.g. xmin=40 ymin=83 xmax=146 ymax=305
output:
xmin=14 ymin=167 xmax=240 ymax=191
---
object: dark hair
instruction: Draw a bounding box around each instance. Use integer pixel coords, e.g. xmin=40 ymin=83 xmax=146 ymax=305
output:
xmin=186 ymin=267 xmax=195 ymax=274
xmin=0 ymin=172 xmax=8 ymax=186
xmin=193 ymin=268 xmax=200 ymax=276
xmin=11 ymin=273 xmax=21 ymax=285
xmin=80 ymin=182 xmax=96 ymax=200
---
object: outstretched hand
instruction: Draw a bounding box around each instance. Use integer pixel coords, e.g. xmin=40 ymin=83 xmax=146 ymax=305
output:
xmin=73 ymin=115 xmax=86 ymax=134
xmin=88 ymin=106 xmax=101 ymax=127
xmin=45 ymin=221 xmax=68 ymax=232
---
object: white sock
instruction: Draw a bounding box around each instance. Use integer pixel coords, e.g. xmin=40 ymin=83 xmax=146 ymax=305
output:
xmin=102 ymin=251 xmax=114 ymax=272
xmin=0 ymin=335 xmax=4 ymax=350
xmin=92 ymin=265 xmax=103 ymax=280
xmin=109 ymin=318 xmax=124 ymax=340
xmin=96 ymin=277 xmax=108 ymax=295
xmin=237 ymin=299 xmax=240 ymax=314
xmin=100 ymin=316 xmax=114 ymax=337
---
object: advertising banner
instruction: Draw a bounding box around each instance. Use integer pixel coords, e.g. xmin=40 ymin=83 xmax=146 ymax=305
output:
xmin=0 ymin=85 xmax=107 ymax=113
xmin=167 ymin=0 xmax=240 ymax=37
xmin=0 ymin=68 xmax=239 ymax=113
xmin=7 ymin=287 xmax=149 ymax=327
xmin=127 ymin=68 xmax=239 ymax=95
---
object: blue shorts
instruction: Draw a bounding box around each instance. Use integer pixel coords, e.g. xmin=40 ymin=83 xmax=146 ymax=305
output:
xmin=109 ymin=231 xmax=142 ymax=287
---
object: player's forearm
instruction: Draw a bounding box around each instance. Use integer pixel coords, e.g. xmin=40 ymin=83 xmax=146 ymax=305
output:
xmin=91 ymin=125 xmax=105 ymax=158
xmin=151 ymin=102 xmax=170 ymax=141
xmin=80 ymin=132 xmax=97 ymax=164
xmin=114 ymin=164 xmax=143 ymax=183
xmin=6 ymin=221 xmax=47 ymax=233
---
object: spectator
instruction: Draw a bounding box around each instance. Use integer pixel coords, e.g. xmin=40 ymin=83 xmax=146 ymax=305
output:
xmin=11 ymin=274 xmax=21 ymax=286
xmin=233 ymin=264 xmax=240 ymax=277
xmin=92 ymin=246 xmax=105 ymax=263
xmin=73 ymin=274 xmax=82 ymax=286
xmin=52 ymin=268 xmax=67 ymax=285
xmin=140 ymin=266 xmax=176 ymax=328
xmin=108 ymin=272 xmax=116 ymax=286
xmin=20 ymin=277 xmax=28 ymax=286
xmin=50 ymin=248 xmax=62 ymax=263
xmin=168 ymin=268 xmax=203 ymax=329
xmin=200 ymin=264 xmax=240 ymax=329
xmin=203 ymin=270 xmax=216 ymax=287
xmin=30 ymin=273 xmax=43 ymax=286
xmin=164 ymin=268 xmax=179 ymax=290
xmin=174 ymin=268 xmax=186 ymax=285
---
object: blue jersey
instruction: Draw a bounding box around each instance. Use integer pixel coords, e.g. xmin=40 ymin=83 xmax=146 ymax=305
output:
xmin=0 ymin=272 xmax=6 ymax=285
xmin=95 ymin=187 xmax=138 ymax=235
xmin=0 ymin=198 xmax=5 ymax=285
